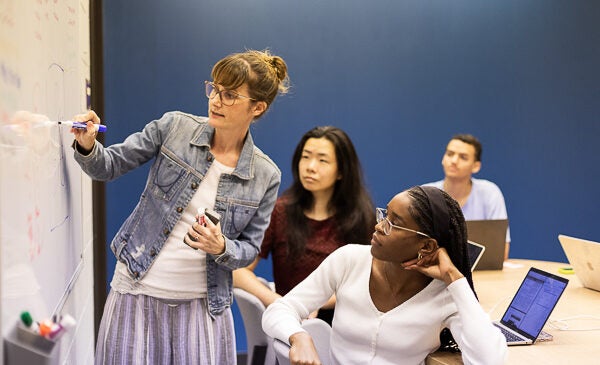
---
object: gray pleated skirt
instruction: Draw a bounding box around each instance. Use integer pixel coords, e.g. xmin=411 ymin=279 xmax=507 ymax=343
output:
xmin=95 ymin=290 xmax=236 ymax=365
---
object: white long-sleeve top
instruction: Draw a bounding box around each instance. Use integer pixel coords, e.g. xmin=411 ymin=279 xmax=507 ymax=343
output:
xmin=262 ymin=244 xmax=507 ymax=365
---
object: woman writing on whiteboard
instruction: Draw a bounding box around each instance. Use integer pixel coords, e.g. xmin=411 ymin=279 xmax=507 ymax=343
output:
xmin=71 ymin=49 xmax=289 ymax=365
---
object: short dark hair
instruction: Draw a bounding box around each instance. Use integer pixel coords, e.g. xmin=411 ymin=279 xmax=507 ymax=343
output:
xmin=450 ymin=134 xmax=482 ymax=162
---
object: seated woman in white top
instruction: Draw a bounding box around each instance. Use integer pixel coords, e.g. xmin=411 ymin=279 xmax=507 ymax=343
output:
xmin=262 ymin=186 xmax=507 ymax=365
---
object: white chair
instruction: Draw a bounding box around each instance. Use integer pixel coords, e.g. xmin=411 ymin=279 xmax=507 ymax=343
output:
xmin=272 ymin=318 xmax=332 ymax=365
xmin=233 ymin=278 xmax=277 ymax=365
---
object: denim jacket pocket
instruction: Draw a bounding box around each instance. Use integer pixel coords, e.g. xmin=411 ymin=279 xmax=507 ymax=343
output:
xmin=150 ymin=152 xmax=187 ymax=201
xmin=222 ymin=200 xmax=259 ymax=238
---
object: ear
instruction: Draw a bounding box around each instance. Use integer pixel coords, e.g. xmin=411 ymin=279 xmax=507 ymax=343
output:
xmin=419 ymin=238 xmax=439 ymax=255
xmin=252 ymin=101 xmax=268 ymax=117
xmin=471 ymin=161 xmax=481 ymax=174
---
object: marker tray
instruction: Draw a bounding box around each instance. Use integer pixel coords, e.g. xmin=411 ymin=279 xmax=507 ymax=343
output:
xmin=3 ymin=322 xmax=59 ymax=365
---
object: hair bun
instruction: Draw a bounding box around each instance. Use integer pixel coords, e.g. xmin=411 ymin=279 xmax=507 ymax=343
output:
xmin=268 ymin=55 xmax=289 ymax=93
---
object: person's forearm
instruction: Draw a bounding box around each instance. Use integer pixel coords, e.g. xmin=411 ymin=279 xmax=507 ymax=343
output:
xmin=232 ymin=268 xmax=281 ymax=306
xmin=262 ymin=298 xmax=305 ymax=344
xmin=443 ymin=267 xmax=465 ymax=285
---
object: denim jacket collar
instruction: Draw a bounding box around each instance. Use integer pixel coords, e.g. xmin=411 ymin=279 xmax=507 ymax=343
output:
xmin=191 ymin=123 xmax=255 ymax=181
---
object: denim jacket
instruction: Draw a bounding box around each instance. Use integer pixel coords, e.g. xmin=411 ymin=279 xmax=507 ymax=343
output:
xmin=74 ymin=111 xmax=281 ymax=315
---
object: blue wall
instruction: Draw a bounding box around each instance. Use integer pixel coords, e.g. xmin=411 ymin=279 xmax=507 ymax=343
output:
xmin=102 ymin=0 xmax=600 ymax=352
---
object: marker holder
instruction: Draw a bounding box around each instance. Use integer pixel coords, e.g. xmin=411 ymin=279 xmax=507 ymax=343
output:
xmin=3 ymin=322 xmax=59 ymax=365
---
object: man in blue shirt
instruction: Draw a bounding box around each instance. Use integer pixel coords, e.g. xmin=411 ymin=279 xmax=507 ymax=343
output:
xmin=424 ymin=134 xmax=511 ymax=259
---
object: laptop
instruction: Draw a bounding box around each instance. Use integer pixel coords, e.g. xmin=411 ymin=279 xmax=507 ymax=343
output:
xmin=466 ymin=219 xmax=508 ymax=270
xmin=558 ymin=234 xmax=600 ymax=292
xmin=493 ymin=267 xmax=569 ymax=345
xmin=466 ymin=240 xmax=486 ymax=271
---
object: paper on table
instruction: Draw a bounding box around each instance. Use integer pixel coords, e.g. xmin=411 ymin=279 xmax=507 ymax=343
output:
xmin=503 ymin=261 xmax=523 ymax=269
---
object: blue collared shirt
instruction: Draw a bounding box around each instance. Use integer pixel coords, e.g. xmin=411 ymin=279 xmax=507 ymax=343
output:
xmin=424 ymin=178 xmax=511 ymax=243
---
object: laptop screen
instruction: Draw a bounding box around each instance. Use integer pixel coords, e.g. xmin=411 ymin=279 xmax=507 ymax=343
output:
xmin=466 ymin=240 xmax=485 ymax=271
xmin=500 ymin=267 xmax=568 ymax=339
xmin=466 ymin=219 xmax=508 ymax=270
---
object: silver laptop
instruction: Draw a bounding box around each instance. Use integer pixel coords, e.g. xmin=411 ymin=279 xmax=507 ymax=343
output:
xmin=466 ymin=219 xmax=508 ymax=270
xmin=466 ymin=240 xmax=486 ymax=272
xmin=558 ymin=234 xmax=600 ymax=292
xmin=493 ymin=267 xmax=568 ymax=345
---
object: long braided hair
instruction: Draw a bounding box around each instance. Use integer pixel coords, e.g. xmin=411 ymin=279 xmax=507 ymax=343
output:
xmin=406 ymin=185 xmax=475 ymax=352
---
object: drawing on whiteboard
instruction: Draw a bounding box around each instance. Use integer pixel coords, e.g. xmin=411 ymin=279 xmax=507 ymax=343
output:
xmin=1 ymin=65 xmax=85 ymax=324
xmin=1 ymin=2 xmax=92 ymax=356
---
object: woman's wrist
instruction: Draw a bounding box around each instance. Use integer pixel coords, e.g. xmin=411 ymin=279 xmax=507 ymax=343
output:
xmin=443 ymin=267 xmax=464 ymax=285
xmin=289 ymin=330 xmax=311 ymax=346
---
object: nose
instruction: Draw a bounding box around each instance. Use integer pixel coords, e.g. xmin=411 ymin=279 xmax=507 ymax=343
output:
xmin=306 ymin=158 xmax=317 ymax=171
xmin=374 ymin=220 xmax=386 ymax=234
xmin=209 ymin=92 xmax=223 ymax=107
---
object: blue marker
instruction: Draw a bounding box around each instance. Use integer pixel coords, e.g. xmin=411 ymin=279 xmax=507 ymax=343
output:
xmin=53 ymin=121 xmax=107 ymax=132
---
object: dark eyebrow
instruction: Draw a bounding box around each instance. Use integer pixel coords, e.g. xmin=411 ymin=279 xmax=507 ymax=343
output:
xmin=387 ymin=209 xmax=407 ymax=225
xmin=302 ymin=148 xmax=332 ymax=159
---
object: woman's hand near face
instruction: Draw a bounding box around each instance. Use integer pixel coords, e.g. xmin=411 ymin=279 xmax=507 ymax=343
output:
xmin=402 ymin=247 xmax=464 ymax=285
xmin=288 ymin=331 xmax=322 ymax=365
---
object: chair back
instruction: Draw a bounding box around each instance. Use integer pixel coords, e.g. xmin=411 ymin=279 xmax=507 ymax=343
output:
xmin=233 ymin=283 xmax=277 ymax=365
xmin=272 ymin=318 xmax=332 ymax=365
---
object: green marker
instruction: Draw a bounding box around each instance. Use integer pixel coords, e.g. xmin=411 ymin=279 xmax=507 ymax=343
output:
xmin=20 ymin=311 xmax=39 ymax=331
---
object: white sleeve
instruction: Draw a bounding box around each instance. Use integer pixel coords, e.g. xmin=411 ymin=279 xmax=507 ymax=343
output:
xmin=262 ymin=245 xmax=351 ymax=345
xmin=445 ymin=278 xmax=508 ymax=365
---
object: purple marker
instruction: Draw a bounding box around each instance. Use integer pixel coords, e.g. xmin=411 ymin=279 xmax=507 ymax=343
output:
xmin=55 ymin=120 xmax=107 ymax=132
xmin=48 ymin=314 xmax=76 ymax=340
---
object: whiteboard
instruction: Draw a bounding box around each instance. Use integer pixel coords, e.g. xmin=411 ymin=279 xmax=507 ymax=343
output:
xmin=0 ymin=0 xmax=91 ymax=340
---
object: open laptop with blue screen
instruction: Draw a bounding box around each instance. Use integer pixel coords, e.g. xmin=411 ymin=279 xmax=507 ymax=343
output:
xmin=493 ymin=267 xmax=568 ymax=345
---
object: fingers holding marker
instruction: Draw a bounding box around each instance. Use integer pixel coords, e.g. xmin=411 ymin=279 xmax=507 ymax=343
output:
xmin=74 ymin=110 xmax=100 ymax=124
xmin=182 ymin=208 xmax=225 ymax=253
xmin=189 ymin=229 xmax=201 ymax=242
xmin=183 ymin=227 xmax=201 ymax=250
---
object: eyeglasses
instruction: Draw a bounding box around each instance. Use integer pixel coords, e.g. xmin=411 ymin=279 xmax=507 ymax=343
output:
xmin=376 ymin=208 xmax=431 ymax=238
xmin=204 ymin=81 xmax=256 ymax=106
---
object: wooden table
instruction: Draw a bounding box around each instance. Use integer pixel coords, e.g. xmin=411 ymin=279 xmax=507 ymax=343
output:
xmin=427 ymin=259 xmax=600 ymax=365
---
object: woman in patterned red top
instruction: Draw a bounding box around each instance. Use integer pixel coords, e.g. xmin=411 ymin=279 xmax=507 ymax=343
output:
xmin=233 ymin=126 xmax=375 ymax=324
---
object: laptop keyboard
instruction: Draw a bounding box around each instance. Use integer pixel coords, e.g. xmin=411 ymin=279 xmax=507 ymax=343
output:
xmin=497 ymin=325 xmax=522 ymax=342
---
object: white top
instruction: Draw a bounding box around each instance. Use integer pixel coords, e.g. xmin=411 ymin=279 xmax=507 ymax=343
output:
xmin=111 ymin=160 xmax=234 ymax=299
xmin=262 ymin=245 xmax=507 ymax=365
